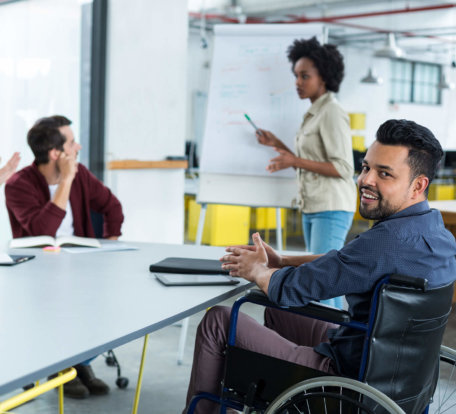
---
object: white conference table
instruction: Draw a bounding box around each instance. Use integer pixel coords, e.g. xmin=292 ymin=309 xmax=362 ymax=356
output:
xmin=0 ymin=242 xmax=252 ymax=395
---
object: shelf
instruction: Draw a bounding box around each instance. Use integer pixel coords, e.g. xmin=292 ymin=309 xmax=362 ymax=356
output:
xmin=107 ymin=160 xmax=188 ymax=170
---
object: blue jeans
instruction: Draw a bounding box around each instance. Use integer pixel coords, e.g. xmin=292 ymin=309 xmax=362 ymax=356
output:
xmin=80 ymin=357 xmax=96 ymax=366
xmin=301 ymin=210 xmax=354 ymax=309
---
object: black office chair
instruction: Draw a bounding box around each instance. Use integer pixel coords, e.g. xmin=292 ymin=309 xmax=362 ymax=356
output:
xmin=187 ymin=274 xmax=455 ymax=413
xmin=91 ymin=210 xmax=129 ymax=389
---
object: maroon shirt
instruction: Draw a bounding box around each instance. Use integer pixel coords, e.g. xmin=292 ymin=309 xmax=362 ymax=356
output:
xmin=5 ymin=163 xmax=124 ymax=238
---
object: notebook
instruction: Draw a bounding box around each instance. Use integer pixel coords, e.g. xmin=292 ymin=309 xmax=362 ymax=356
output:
xmin=149 ymin=257 xmax=229 ymax=275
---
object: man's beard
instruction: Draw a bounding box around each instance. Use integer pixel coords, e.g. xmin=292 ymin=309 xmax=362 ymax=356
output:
xmin=358 ymin=186 xmax=400 ymax=220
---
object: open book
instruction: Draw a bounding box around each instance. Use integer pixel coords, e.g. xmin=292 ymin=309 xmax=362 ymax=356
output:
xmin=9 ymin=235 xmax=101 ymax=249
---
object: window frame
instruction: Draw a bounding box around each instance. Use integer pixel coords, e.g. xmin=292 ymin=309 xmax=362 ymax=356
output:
xmin=390 ymin=58 xmax=442 ymax=106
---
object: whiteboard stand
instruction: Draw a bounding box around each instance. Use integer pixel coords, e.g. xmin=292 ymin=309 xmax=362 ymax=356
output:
xmin=276 ymin=207 xmax=283 ymax=251
xmin=176 ymin=202 xmax=207 ymax=365
xmin=195 ymin=203 xmax=208 ymax=245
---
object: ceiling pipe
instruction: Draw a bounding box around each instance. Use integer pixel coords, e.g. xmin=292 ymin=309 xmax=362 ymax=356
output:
xmin=285 ymin=3 xmax=456 ymax=24
xmin=190 ymin=3 xmax=456 ymax=25
xmin=325 ymin=19 xmax=456 ymax=45
xmin=189 ymin=3 xmax=456 ymax=45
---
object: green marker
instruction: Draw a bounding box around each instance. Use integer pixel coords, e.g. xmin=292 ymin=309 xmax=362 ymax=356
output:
xmin=244 ymin=114 xmax=263 ymax=136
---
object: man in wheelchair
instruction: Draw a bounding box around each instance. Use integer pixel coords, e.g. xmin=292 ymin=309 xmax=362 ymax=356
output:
xmin=184 ymin=119 xmax=456 ymax=413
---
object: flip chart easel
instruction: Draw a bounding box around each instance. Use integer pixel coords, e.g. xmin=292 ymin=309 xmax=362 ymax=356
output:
xmin=196 ymin=24 xmax=324 ymax=250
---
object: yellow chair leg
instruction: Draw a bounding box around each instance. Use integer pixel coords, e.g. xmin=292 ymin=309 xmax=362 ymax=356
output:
xmin=132 ymin=334 xmax=150 ymax=414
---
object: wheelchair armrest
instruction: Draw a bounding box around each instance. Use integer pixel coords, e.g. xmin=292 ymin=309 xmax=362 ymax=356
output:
xmin=243 ymin=289 xmax=351 ymax=324
xmin=389 ymin=274 xmax=428 ymax=291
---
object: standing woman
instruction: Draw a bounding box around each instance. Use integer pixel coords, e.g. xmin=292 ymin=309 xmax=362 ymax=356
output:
xmin=256 ymin=37 xmax=356 ymax=309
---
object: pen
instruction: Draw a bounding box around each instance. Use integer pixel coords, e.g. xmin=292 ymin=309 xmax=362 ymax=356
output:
xmin=244 ymin=114 xmax=263 ymax=136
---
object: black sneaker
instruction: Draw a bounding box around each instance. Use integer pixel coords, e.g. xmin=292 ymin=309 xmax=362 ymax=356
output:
xmin=76 ymin=364 xmax=110 ymax=396
xmin=48 ymin=374 xmax=90 ymax=399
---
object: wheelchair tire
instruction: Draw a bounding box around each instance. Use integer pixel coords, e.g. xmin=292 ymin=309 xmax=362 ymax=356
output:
xmin=264 ymin=376 xmax=405 ymax=414
xmin=429 ymin=345 xmax=456 ymax=414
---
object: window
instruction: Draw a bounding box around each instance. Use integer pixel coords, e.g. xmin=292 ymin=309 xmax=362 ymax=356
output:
xmin=390 ymin=60 xmax=441 ymax=105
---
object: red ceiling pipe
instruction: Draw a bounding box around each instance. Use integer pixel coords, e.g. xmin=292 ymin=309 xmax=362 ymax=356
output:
xmin=286 ymin=3 xmax=456 ymax=23
xmin=318 ymin=20 xmax=456 ymax=44
xmin=189 ymin=4 xmax=456 ymax=44
xmin=188 ymin=11 xmax=265 ymax=24
xmin=189 ymin=3 xmax=456 ymax=24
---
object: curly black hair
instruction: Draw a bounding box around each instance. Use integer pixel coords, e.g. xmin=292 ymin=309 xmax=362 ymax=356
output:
xmin=287 ymin=37 xmax=344 ymax=93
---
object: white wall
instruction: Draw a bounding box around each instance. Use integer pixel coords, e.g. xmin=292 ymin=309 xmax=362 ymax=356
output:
xmin=338 ymin=47 xmax=456 ymax=149
xmin=105 ymin=0 xmax=188 ymax=243
xmin=0 ymin=0 xmax=81 ymax=249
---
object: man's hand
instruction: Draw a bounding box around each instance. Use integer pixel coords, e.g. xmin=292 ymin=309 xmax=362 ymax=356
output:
xmin=266 ymin=148 xmax=296 ymax=173
xmin=57 ymin=152 xmax=78 ymax=182
xmin=221 ymin=232 xmax=278 ymax=293
xmin=225 ymin=238 xmax=282 ymax=268
xmin=52 ymin=153 xmax=78 ymax=210
xmin=0 ymin=152 xmax=20 ymax=186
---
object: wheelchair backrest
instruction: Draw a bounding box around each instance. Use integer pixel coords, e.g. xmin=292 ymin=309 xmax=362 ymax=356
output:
xmin=363 ymin=277 xmax=454 ymax=413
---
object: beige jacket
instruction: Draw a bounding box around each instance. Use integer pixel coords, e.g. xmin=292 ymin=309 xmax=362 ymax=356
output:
xmin=295 ymin=92 xmax=357 ymax=213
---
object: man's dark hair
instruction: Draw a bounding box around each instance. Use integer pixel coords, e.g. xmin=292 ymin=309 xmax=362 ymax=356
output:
xmin=287 ymin=37 xmax=344 ymax=92
xmin=27 ymin=115 xmax=72 ymax=165
xmin=376 ymin=119 xmax=443 ymax=195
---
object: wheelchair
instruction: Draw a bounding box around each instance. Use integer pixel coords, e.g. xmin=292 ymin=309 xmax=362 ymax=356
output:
xmin=187 ymin=274 xmax=456 ymax=413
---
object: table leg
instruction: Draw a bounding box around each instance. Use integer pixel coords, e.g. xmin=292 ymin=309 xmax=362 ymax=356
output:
xmin=177 ymin=317 xmax=190 ymax=365
xmin=58 ymin=371 xmax=64 ymax=414
xmin=131 ymin=334 xmax=150 ymax=414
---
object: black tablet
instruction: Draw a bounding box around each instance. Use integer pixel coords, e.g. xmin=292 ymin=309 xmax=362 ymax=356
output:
xmin=154 ymin=273 xmax=240 ymax=286
xmin=0 ymin=255 xmax=35 ymax=266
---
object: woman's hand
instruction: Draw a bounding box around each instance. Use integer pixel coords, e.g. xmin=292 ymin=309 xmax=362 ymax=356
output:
xmin=266 ymin=148 xmax=297 ymax=173
xmin=0 ymin=152 xmax=20 ymax=186
xmin=256 ymin=129 xmax=279 ymax=147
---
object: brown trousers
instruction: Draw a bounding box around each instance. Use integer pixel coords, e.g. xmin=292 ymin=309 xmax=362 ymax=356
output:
xmin=184 ymin=306 xmax=338 ymax=414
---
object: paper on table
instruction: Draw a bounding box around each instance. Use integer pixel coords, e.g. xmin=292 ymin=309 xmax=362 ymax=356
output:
xmin=62 ymin=241 xmax=138 ymax=254
xmin=0 ymin=252 xmax=14 ymax=264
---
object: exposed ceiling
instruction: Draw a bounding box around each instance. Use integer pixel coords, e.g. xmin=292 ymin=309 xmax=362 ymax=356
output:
xmin=188 ymin=0 xmax=456 ymax=64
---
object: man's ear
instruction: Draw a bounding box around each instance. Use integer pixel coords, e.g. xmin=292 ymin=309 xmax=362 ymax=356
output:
xmin=412 ymin=175 xmax=429 ymax=198
xmin=48 ymin=148 xmax=60 ymax=162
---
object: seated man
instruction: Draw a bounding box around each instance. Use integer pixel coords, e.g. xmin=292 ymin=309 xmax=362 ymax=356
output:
xmin=184 ymin=119 xmax=456 ymax=413
xmin=5 ymin=115 xmax=124 ymax=399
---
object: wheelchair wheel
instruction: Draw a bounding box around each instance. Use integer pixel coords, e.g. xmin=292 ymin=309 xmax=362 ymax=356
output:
xmin=265 ymin=376 xmax=405 ymax=414
xmin=429 ymin=345 xmax=456 ymax=413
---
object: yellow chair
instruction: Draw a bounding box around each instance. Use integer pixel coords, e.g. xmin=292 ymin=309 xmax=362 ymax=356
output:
xmin=187 ymin=199 xmax=250 ymax=246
